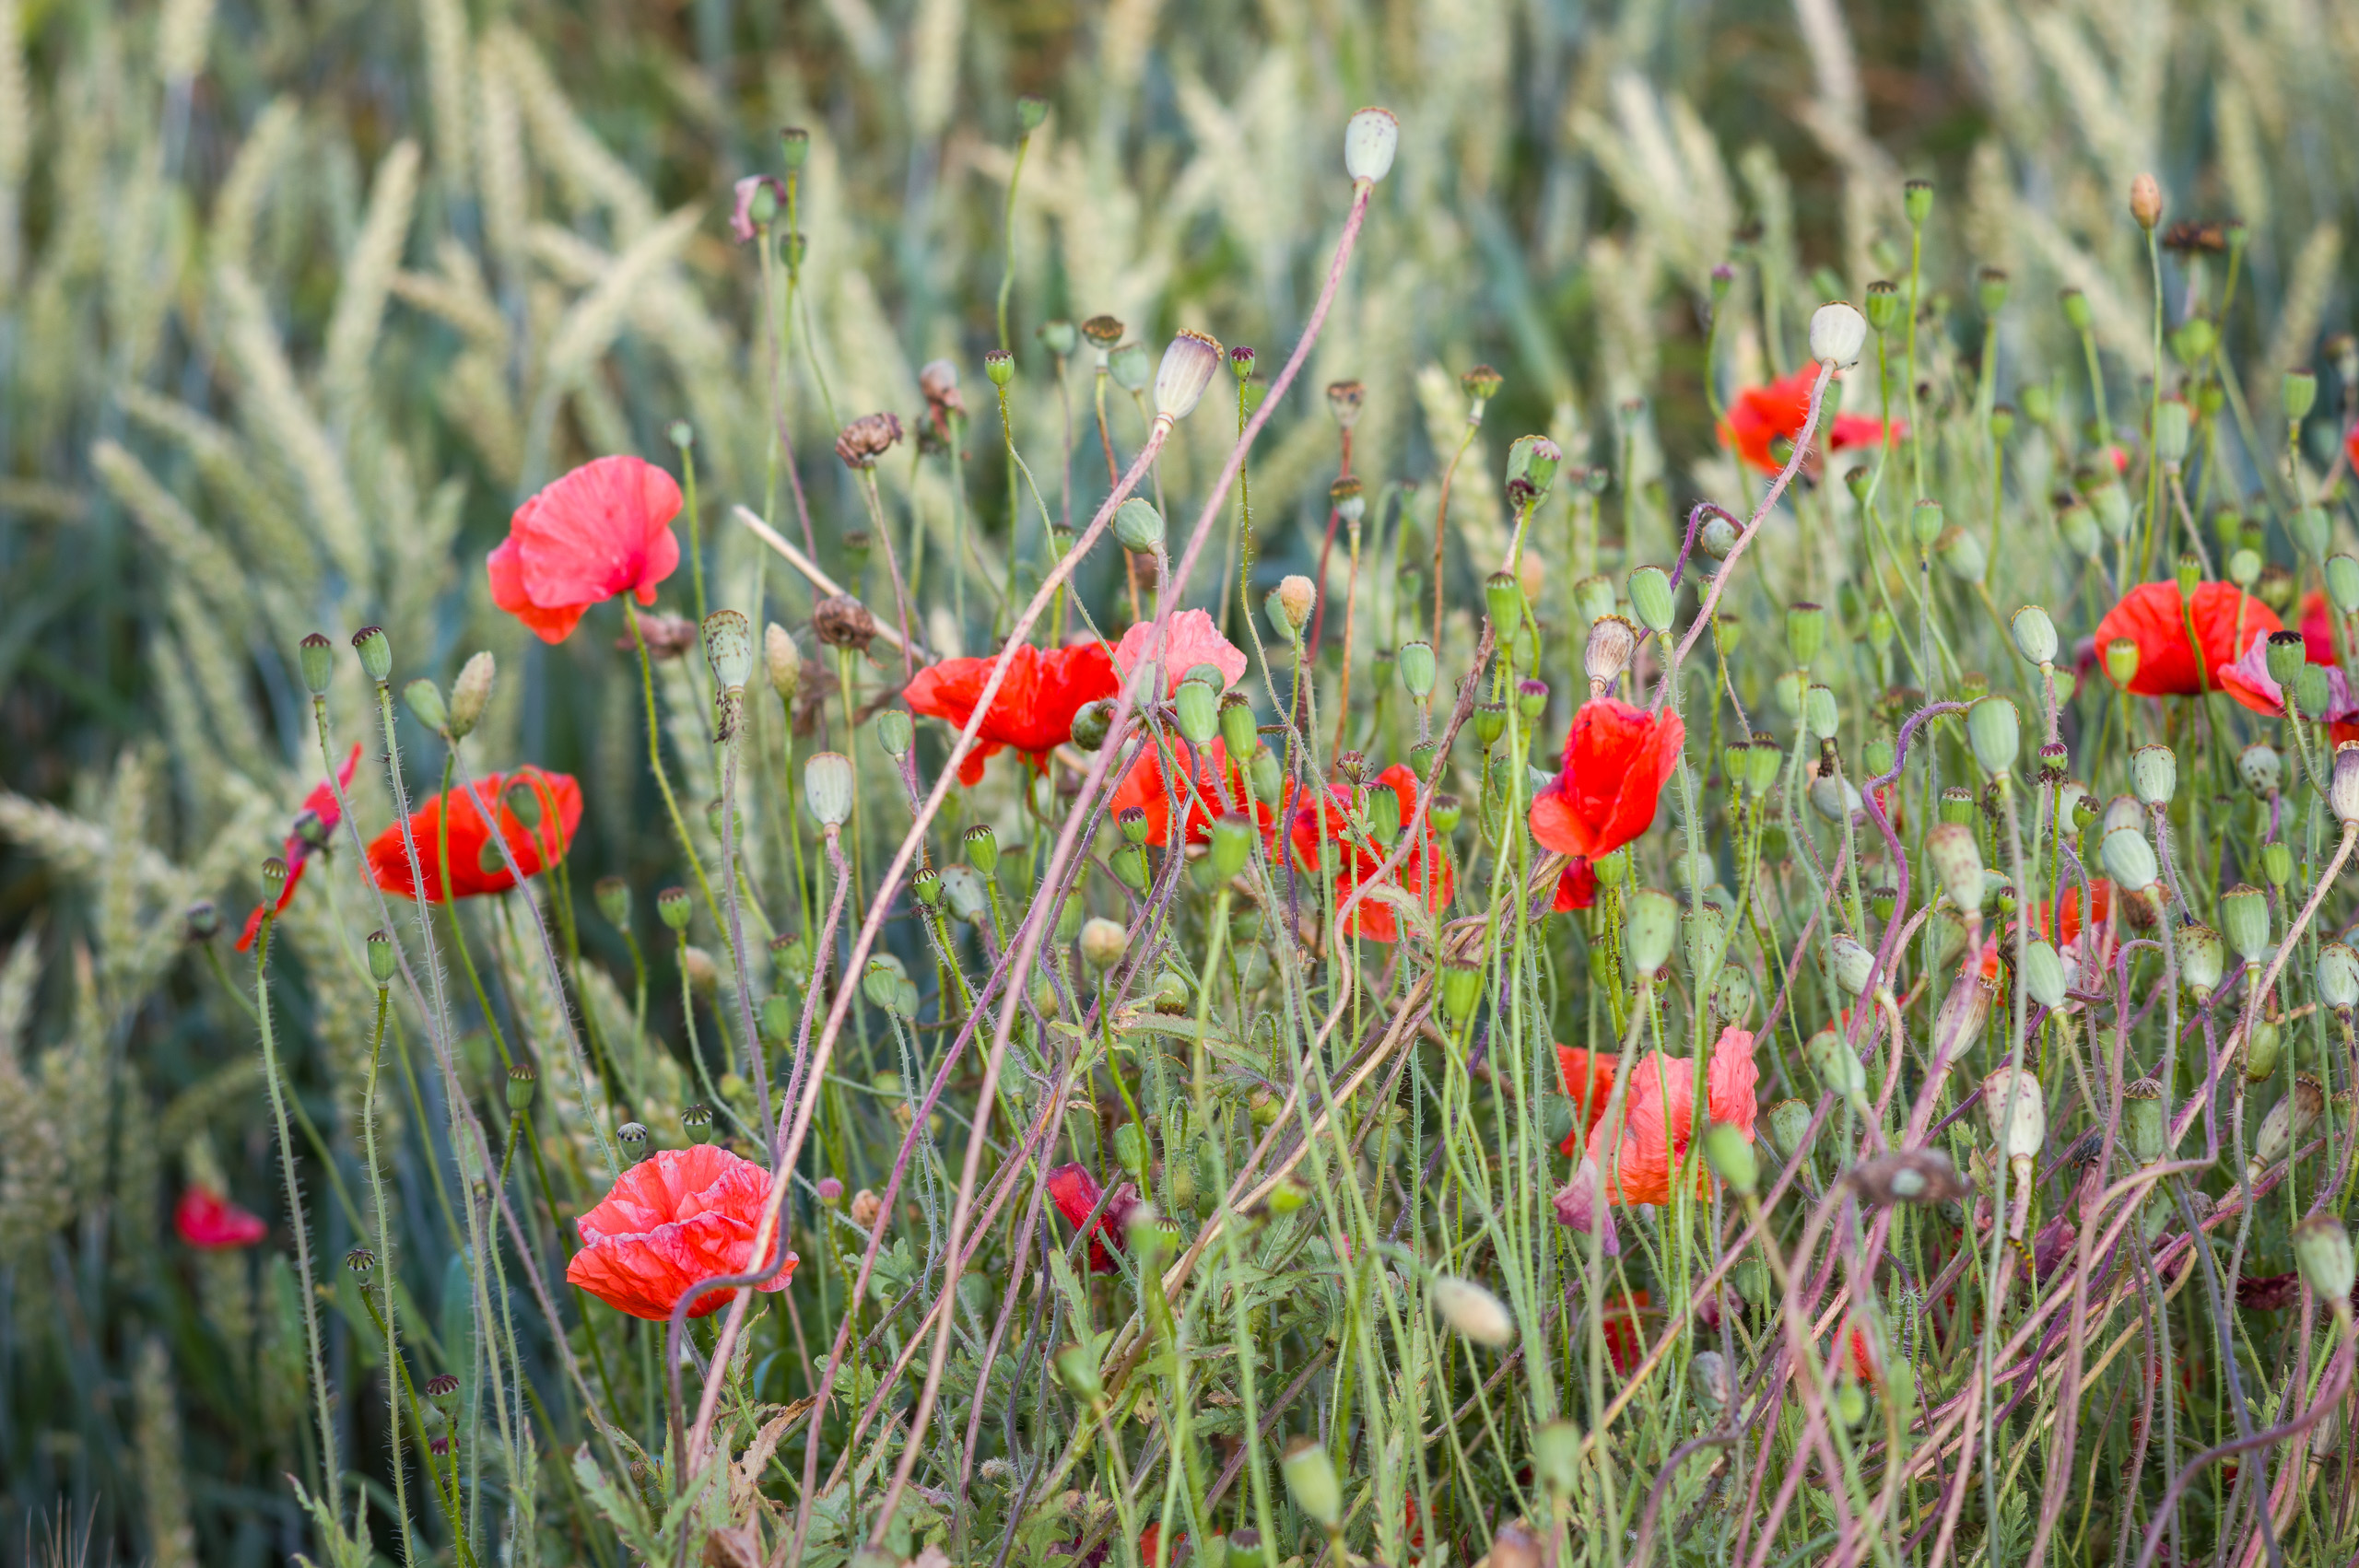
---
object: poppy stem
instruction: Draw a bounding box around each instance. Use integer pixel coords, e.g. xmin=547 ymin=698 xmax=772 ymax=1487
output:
xmin=626 ymin=601 xmax=727 ymax=933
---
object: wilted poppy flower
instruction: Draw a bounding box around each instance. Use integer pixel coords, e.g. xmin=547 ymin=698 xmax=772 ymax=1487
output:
xmin=1585 ymin=1025 xmax=1758 ymax=1207
xmin=1530 ymin=700 xmax=1685 ymax=861
xmin=1112 ymin=608 xmax=1248 ymax=695
xmin=236 ymin=743 xmax=362 ymax=951
xmin=565 ymin=1145 xmax=796 ymax=1320
xmin=1553 ymin=1154 xmax=1619 ymax=1257
xmin=1046 ymin=1162 xmax=1138 ymax=1273
xmin=176 ymin=1187 xmax=267 ymax=1248
xmin=2092 ymin=580 xmax=2280 ymax=696
xmin=728 ymin=175 xmax=786 ymax=243
xmin=488 ymin=455 xmax=683 ymax=644
xmin=366 ymin=766 xmax=582 ymax=902
xmin=1108 ymin=737 xmax=1269 ymax=847
xmin=1719 ymin=368 xmax=1905 ymax=476
xmin=2214 ymin=633 xmax=2359 ymax=741
xmin=904 ymin=641 xmax=1120 ymax=785
xmin=1283 ymin=764 xmax=1453 ymax=942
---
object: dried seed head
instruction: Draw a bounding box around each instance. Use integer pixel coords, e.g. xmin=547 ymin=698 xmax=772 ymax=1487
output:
xmin=918 ymin=358 xmax=963 ymax=419
xmin=850 ymin=1188 xmax=884 ymax=1232
xmin=1461 ymin=363 xmax=1504 ymax=404
xmin=1325 ymin=380 xmax=1367 ymax=428
xmin=1153 ymin=330 xmax=1223 ymax=422
xmin=811 ymin=594 xmax=876 ymax=652
xmin=1080 ymin=314 xmax=1123 ymax=351
xmin=833 ymin=411 xmax=903 ymax=469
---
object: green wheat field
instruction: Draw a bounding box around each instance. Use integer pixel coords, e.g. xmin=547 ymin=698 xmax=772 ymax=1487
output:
xmin=6 ymin=0 xmax=2359 ymax=1564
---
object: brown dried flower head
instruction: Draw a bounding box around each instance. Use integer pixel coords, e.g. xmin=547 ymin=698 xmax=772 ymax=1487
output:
xmin=812 ymin=594 xmax=877 ymax=652
xmin=619 ymin=612 xmax=698 ymax=660
xmin=835 ymin=411 xmax=904 ymax=469
xmin=1080 ymin=314 xmax=1124 ymax=351
xmin=918 ymin=358 xmax=964 ymax=423
xmin=1325 ymin=380 xmax=1367 ymax=429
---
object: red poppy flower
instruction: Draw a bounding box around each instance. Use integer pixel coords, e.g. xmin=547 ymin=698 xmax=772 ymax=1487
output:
xmin=365 ymin=766 xmax=582 ymax=903
xmin=2092 ymin=580 xmax=2280 ymax=696
xmin=1139 ymin=1524 xmax=1186 ymax=1564
xmin=1530 ymin=700 xmax=1685 ymax=861
xmin=1847 ymin=1321 xmax=1881 ymax=1388
xmin=1113 ymin=608 xmax=1248 ymax=694
xmin=1553 ymin=1046 xmax=1619 ymax=1155
xmin=904 ymin=642 xmax=1120 ymax=785
xmin=2303 ymin=590 xmax=2339 ymax=665
xmin=2349 ymin=425 xmax=2359 ymax=481
xmin=1601 ymin=1288 xmax=1650 ymax=1374
xmin=2213 ymin=631 xmax=2359 ymax=742
xmin=1046 ymin=1162 xmax=1137 ymax=1273
xmin=176 ymin=1187 xmax=267 ymax=1248
xmin=1585 ymin=1025 xmax=1758 ymax=1208
xmin=1283 ymin=765 xmax=1453 ymax=942
xmin=1719 ymin=368 xmax=1906 ymax=475
xmin=488 ymin=455 xmax=683 ymax=644
xmin=236 ymin=743 xmax=363 ymax=951
xmin=1108 ymin=736 xmax=1270 ymax=847
xmin=1552 ymin=856 xmax=1598 ymax=912
xmin=565 ymin=1145 xmax=796 ymax=1320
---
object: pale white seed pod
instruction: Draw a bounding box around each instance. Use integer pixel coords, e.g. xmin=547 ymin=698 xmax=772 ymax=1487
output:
xmin=1152 ymin=329 xmax=1223 ymax=422
xmin=1344 ymin=106 xmax=1399 ymax=182
xmin=804 ymin=752 xmax=853 ymax=827
xmin=1809 ymin=301 xmax=1868 ymax=369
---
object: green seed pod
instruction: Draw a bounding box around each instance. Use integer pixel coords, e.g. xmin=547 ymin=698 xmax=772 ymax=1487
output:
xmin=1281 ymin=1437 xmax=1343 ymax=1527
xmin=2239 ymin=743 xmax=2283 ymax=795
xmin=1108 ymin=339 xmax=1150 ymax=392
xmin=2011 ymin=604 xmax=2058 ymax=666
xmin=2221 ymin=885 xmax=2271 ymax=966
xmin=804 ymin=753 xmax=853 ymax=827
xmin=2285 ymin=368 xmax=2319 ymax=423
xmin=366 ymin=930 xmax=395 ymax=986
xmin=2249 ymin=1073 xmax=2321 ymax=1175
xmin=1925 ymin=824 xmax=1985 ymax=912
xmin=1904 ymin=178 xmax=1934 ymax=227
xmin=1110 ymin=1121 xmax=1146 ymax=1176
xmin=2260 ymin=840 xmax=2293 ymax=888
xmin=874 ymin=708 xmax=912 ymax=760
xmin=1532 ymin=1418 xmax=1582 ymax=1500
xmin=2101 ymin=827 xmax=2158 ymax=892
xmin=1112 ymin=842 xmax=1151 ymax=892
xmin=984 ymin=349 xmax=1014 ymax=387
xmin=617 ymin=1121 xmax=650 ymax=1159
xmin=1864 ymin=280 xmax=1902 ymax=335
xmin=2177 ymin=923 xmax=2224 ymax=1002
xmin=1804 ymin=684 xmax=1840 ymax=741
xmin=2318 ymin=942 xmax=2359 ymax=1012
xmin=1176 ymin=679 xmax=1218 ymax=745
xmin=1249 ymin=743 xmax=1283 ymax=802
xmin=1936 ymin=525 xmax=1988 ymax=583
xmin=1398 ymin=640 xmax=1437 ymax=699
xmin=1079 ymin=917 xmax=1129 ymax=971
xmin=1624 ymin=889 xmax=1679 ymax=978
xmin=2129 ymin=744 xmax=2176 ymax=806
xmin=1573 ymin=574 xmax=1617 ymax=626
xmin=760 ymin=994 xmax=796 ymax=1044
xmin=1786 ymin=602 xmax=1826 ymax=667
xmin=2291 ymin=506 xmax=2331 ymax=562
xmin=656 ymin=885 xmax=692 ymax=930
xmin=1910 ymin=499 xmax=1945 ymax=550
xmin=2087 ymin=478 xmax=2130 ymax=540
xmin=1438 ymin=960 xmax=1483 ymax=1024
xmin=1114 ymin=805 xmax=1150 ymax=847
xmin=352 ymin=626 xmax=393 ymax=685
xmin=2293 ymin=1215 xmax=2355 ymax=1304
xmin=2060 ymin=287 xmax=2094 ymax=333
xmin=1505 ymin=433 xmax=1562 ymax=501
xmin=2153 ymin=397 xmax=2191 ymax=465
xmin=1429 ymin=792 xmax=1462 ymax=834
xmin=298 ymin=632 xmax=335 ymax=696
xmin=1054 ymin=1341 xmax=1104 ymax=1403
xmin=1218 ymin=692 xmax=1257 ymax=758
xmin=2122 ymin=1078 xmax=2166 ymax=1163
xmin=1628 ymin=566 xmax=1674 ymax=633
xmin=1966 ymin=696 xmax=2019 ymax=778
xmin=2021 ymin=940 xmax=2067 ymax=1010
xmin=1830 ymin=933 xmax=1877 ymax=997
xmin=1210 ymin=813 xmax=1253 ymax=880
xmin=2238 ymin=1016 xmax=2283 ymax=1084
xmin=1765 ymin=1097 xmax=1814 ymax=1163
xmin=1071 ymin=698 xmax=1114 ymax=752
xmin=1805 ymin=1027 xmax=1867 ymax=1103
xmin=1113 ymin=497 xmax=1165 ymax=553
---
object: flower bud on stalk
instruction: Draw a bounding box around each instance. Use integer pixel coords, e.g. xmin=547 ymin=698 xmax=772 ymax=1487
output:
xmin=1430 ymin=1276 xmax=1517 ymax=1347
xmin=2293 ymin=1215 xmax=2356 ymax=1305
xmin=353 ymin=626 xmax=393 ymax=686
xmin=1925 ymin=824 xmax=1986 ymax=914
xmin=2122 ymin=1078 xmax=2166 ymax=1164
xmin=2177 ymin=924 xmax=2225 ymax=1002
xmin=1966 ymin=695 xmax=2019 ymax=778
xmin=2101 ymin=827 xmax=2158 ymax=894
xmin=1152 ymin=330 xmax=1222 ymax=423
xmin=763 ymin=624 xmax=801 ymax=703
xmin=1809 ymin=301 xmax=1868 ymax=369
xmin=804 ymin=753 xmax=853 ymax=827
xmin=1982 ymin=1065 xmax=2046 ymax=1237
xmin=1628 ymin=566 xmax=1674 ymax=633
xmin=1625 ymin=890 xmax=1679 ymax=979
xmin=1806 ymin=1027 xmax=1868 ymax=1110
xmin=1343 ymin=106 xmax=1399 ymax=183
xmin=299 ymin=632 xmax=335 ymax=696
xmin=1935 ymin=965 xmax=1996 ymax=1057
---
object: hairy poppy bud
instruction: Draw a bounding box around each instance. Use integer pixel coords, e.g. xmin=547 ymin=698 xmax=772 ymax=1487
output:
xmin=2101 ymin=827 xmax=2157 ymax=892
xmin=1628 ymin=565 xmax=1674 ymax=633
xmin=761 ymin=624 xmax=802 ymax=703
xmin=1079 ymin=917 xmax=1128 ymax=972
xmin=405 ymin=677 xmax=448 ymax=732
xmin=2250 ymin=1074 xmax=2324 ymax=1179
xmin=1218 ymin=691 xmax=1256 ymax=758
xmin=1270 ymin=575 xmax=1315 ymax=640
xmin=1175 ymin=679 xmax=1217 ymax=746
xmin=2122 ymin=1078 xmax=2165 ymax=1163
xmin=2177 ymin=923 xmax=2224 ymax=1002
xmin=2294 ymin=1215 xmax=2356 ymax=1305
xmin=2129 ymin=743 xmax=2176 ymax=806
xmin=2011 ymin=604 xmax=2057 ymax=666
xmin=1625 ymin=889 xmax=1679 ymax=978
xmin=1343 ymin=106 xmax=1398 ymax=183
xmin=1430 ymin=1275 xmax=1516 ymax=1347
xmin=1982 ymin=1065 xmax=2046 ymax=1164
xmin=2130 ymin=172 xmax=2163 ymax=230
xmin=1282 ymin=1436 xmax=1344 ymax=1527
xmin=1703 ymin=1122 xmax=1756 ymax=1195
xmin=1925 ymin=824 xmax=1984 ymax=913
xmin=1109 ymin=340 xmax=1150 ymax=392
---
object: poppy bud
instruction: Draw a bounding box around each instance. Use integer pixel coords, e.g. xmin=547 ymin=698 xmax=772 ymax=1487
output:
xmin=1079 ymin=917 xmax=1128 ymax=973
xmin=1806 ymin=1027 xmax=1867 ymax=1106
xmin=760 ymin=623 xmax=802 ymax=703
xmin=1625 ymin=889 xmax=1679 ymax=979
xmin=1343 ymin=106 xmax=1399 ymax=183
xmin=2060 ymin=287 xmax=2094 ymax=333
xmin=1152 ymin=330 xmax=1222 ymax=423
xmin=1430 ymin=1275 xmax=1516 ymax=1347
xmin=1531 ymin=1418 xmax=1581 ymax=1501
xmin=1966 ymin=696 xmax=2019 ymax=778
xmin=759 ymin=995 xmax=796 ymax=1045
xmin=1804 ymin=685 xmax=1839 ymax=741
xmin=2236 ymin=1014 xmax=2281 ymax=1082
xmin=941 ymin=865 xmax=989 ymax=924
xmin=2129 ymin=172 xmax=2162 ymax=230
xmin=1701 ymin=513 xmax=1740 ymax=559
xmin=657 ymin=885 xmax=692 ymax=931
xmin=1484 ymin=570 xmax=1525 ymax=635
xmin=2259 ymin=840 xmax=2292 ymax=887
xmin=2177 ymin=924 xmax=2224 ymax=1002
xmin=702 ymin=609 xmax=754 ymax=693
xmin=405 ymin=677 xmax=449 ymax=733
xmin=1250 ymin=743 xmax=1284 ymax=802
xmin=299 ymin=632 xmax=335 ymax=696
xmin=1809 ymin=300 xmax=1868 ymax=369
xmin=1196 ymin=812 xmax=1250 ymax=881
xmin=2332 ymin=743 xmax=2359 ymax=825
xmin=1436 ymin=958 xmax=1484 ymax=1024
xmin=804 ymin=753 xmax=853 ymax=827
xmin=1703 ymin=1122 xmax=1756 ymax=1196
xmin=1059 ymin=697 xmax=1110 ymax=753
xmin=1830 ymin=933 xmax=1876 ymax=997
xmin=2100 ymin=827 xmax=2157 ymax=893
xmin=2321 ymin=943 xmax=2359 ymax=1012
xmin=1398 ymin=640 xmax=1437 ymax=699
xmin=861 ymin=708 xmax=908 ymax=764
xmin=2287 ymin=504 xmax=2330 ymax=562
xmin=2216 ymin=884 xmax=2270 ymax=966
xmin=1910 ymin=499 xmax=1944 ymax=548
xmin=2153 ymin=397 xmax=2190 ymax=466
xmin=2294 ymin=1215 xmax=2355 ymax=1305
xmin=1627 ymin=565 xmax=1673 ymax=633
xmin=1269 ymin=575 xmax=1315 ymax=641
xmin=682 ymin=946 xmax=719 ymax=991
xmin=618 ymin=1121 xmax=650 ymax=1159
xmin=1112 ymin=842 xmax=1150 ymax=891
xmin=353 ymin=626 xmax=393 ymax=685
